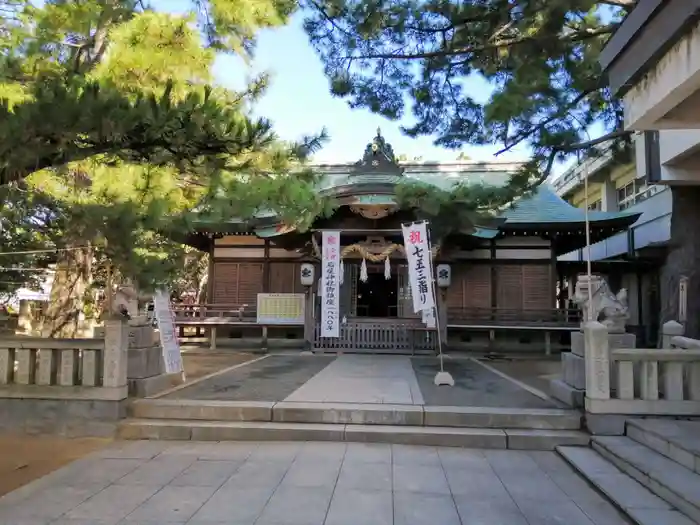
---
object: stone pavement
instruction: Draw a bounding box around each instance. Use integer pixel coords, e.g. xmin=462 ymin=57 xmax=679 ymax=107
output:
xmin=285 ymin=355 xmax=425 ymax=404
xmin=0 ymin=441 xmax=631 ymax=525
xmin=164 ymin=354 xmax=560 ymax=409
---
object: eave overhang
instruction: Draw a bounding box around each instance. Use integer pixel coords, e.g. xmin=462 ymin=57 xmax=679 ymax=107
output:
xmin=600 ymin=0 xmax=700 ymax=96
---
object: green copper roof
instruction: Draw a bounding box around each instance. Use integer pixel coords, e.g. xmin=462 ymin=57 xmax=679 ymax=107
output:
xmin=350 ymin=194 xmax=398 ymax=205
xmin=189 ymin=127 xmax=638 ymax=235
xmin=317 ymin=169 xmax=512 ymax=193
xmin=501 ymin=185 xmax=638 ymax=225
xmin=469 ymin=226 xmax=501 ymax=239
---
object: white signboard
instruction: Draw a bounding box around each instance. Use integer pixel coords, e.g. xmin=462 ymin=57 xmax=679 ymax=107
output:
xmin=257 ymin=293 xmax=305 ymax=325
xmin=401 ymin=221 xmax=435 ymax=313
xmin=321 ymin=231 xmax=341 ymax=337
xmin=680 ymin=276 xmax=689 ymax=323
xmin=153 ymin=290 xmax=184 ymax=374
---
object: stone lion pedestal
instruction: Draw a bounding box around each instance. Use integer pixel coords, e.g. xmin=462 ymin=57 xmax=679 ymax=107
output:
xmin=551 ymin=274 xmax=636 ymax=408
xmin=96 ymin=317 xmax=184 ymax=397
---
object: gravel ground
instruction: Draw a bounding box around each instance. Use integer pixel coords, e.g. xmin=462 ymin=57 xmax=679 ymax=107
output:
xmin=165 ymin=354 xmax=337 ymax=401
xmin=411 ymin=357 xmax=558 ymax=408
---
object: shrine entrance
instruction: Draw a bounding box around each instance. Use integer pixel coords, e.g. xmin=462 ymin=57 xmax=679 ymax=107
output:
xmin=313 ymin=262 xmax=437 ymax=354
xmin=356 ymin=268 xmax=398 ymax=317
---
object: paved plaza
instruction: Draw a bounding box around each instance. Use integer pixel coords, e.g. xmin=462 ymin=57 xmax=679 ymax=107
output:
xmin=165 ymin=354 xmax=559 ymax=409
xmin=0 ymin=440 xmax=632 ymax=525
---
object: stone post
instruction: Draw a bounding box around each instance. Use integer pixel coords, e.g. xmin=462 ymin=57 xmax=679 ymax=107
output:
xmin=103 ymin=319 xmax=128 ymax=389
xmin=584 ymin=321 xmax=610 ymax=401
xmin=661 ymin=320 xmax=685 ymax=400
xmin=662 ymin=320 xmax=684 ymax=348
xmin=17 ymin=300 xmax=32 ymax=335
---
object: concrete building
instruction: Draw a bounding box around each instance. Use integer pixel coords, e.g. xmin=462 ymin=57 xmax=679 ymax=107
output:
xmin=550 ymin=142 xmax=667 ymax=345
xmin=600 ymin=0 xmax=700 ymax=335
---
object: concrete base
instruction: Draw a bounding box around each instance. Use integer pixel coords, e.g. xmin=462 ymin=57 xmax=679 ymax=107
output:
xmin=550 ymin=379 xmax=585 ymax=408
xmin=562 ymin=352 xmax=585 ymax=390
xmin=118 ymin=419 xmax=589 ymax=450
xmin=571 ymin=331 xmax=636 ymax=357
xmin=433 ymin=371 xmax=455 ymax=386
xmin=0 ymin=398 xmax=127 ymax=437
xmin=128 ymin=372 xmax=184 ymax=398
xmin=127 ymin=345 xmax=164 ymax=379
xmin=131 ymin=399 xmax=582 ymax=430
xmin=585 ymin=413 xmax=627 ymax=436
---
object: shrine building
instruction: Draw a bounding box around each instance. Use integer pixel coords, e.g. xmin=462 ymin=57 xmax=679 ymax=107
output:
xmin=179 ymin=131 xmax=640 ymax=354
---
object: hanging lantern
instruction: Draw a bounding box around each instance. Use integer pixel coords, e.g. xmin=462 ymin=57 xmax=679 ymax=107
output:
xmin=300 ymin=263 xmax=315 ymax=287
xmin=436 ymin=264 xmax=451 ymax=288
xmin=360 ymin=259 xmax=368 ymax=283
xmin=384 ymin=256 xmax=391 ymax=280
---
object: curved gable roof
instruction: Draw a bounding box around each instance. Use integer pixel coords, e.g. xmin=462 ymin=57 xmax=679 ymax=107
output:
xmin=501 ymin=185 xmax=639 ymax=225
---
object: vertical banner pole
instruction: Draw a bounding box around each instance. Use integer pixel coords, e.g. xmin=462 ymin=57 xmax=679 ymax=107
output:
xmin=425 ymin=225 xmax=445 ymax=371
xmin=402 ymin=220 xmax=453 ymax=387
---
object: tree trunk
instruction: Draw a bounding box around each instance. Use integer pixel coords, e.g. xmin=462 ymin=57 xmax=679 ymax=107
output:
xmin=660 ymin=186 xmax=700 ymax=339
xmin=44 ymin=245 xmax=92 ymax=338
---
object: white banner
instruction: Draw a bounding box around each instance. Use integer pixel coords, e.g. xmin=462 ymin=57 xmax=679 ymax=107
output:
xmin=153 ymin=290 xmax=184 ymax=374
xmin=321 ymin=231 xmax=341 ymax=337
xmin=402 ymin=221 xmax=435 ymax=313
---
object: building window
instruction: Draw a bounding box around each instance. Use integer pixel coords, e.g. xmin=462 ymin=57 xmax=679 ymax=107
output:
xmin=617 ymin=182 xmax=635 ymax=209
xmin=587 ymin=200 xmax=602 ymax=211
xmin=617 ymin=178 xmax=661 ymax=210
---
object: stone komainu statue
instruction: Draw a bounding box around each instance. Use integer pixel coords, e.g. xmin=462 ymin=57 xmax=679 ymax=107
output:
xmin=573 ymin=274 xmax=629 ymax=333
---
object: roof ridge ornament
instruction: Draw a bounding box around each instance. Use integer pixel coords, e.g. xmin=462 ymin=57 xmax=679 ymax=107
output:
xmin=352 ymin=128 xmax=404 ymax=176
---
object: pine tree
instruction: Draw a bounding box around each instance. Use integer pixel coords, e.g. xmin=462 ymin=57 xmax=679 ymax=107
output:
xmin=1 ymin=1 xmax=328 ymax=336
xmin=304 ymin=0 xmax=636 ymax=199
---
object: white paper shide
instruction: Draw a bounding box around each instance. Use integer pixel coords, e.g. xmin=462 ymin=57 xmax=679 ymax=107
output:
xmin=321 ymin=231 xmax=341 ymax=337
xmin=401 ymin=221 xmax=435 ymax=313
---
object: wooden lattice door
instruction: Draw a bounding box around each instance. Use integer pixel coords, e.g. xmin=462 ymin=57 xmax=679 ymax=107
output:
xmin=339 ymin=262 xmax=358 ymax=317
xmin=397 ymin=264 xmax=420 ymax=318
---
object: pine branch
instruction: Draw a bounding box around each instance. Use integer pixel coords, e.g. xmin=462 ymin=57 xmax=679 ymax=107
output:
xmin=351 ymin=24 xmax=618 ymax=61
xmin=598 ymin=0 xmax=638 ymax=7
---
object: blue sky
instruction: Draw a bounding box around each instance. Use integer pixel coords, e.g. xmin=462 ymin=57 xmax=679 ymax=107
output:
xmin=210 ymin=14 xmax=532 ymax=164
xmin=154 ymin=0 xmax=531 ymax=165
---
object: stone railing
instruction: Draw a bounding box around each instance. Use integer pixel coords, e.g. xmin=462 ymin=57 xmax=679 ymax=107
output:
xmin=0 ymin=320 xmax=129 ymax=435
xmin=0 ymin=320 xmax=127 ymax=395
xmin=585 ymin=320 xmax=700 ymax=415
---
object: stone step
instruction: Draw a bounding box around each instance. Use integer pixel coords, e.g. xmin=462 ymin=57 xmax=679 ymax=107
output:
xmin=557 ymin=446 xmax=695 ymax=525
xmin=130 ymin=399 xmax=582 ymax=429
xmin=118 ymin=418 xmax=589 ymax=450
xmin=592 ymin=435 xmax=700 ymax=523
xmin=626 ymin=419 xmax=700 ymax=474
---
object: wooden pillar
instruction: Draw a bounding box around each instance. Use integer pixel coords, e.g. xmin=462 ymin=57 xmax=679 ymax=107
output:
xmin=262 ymin=240 xmax=271 ymax=346
xmin=636 ymin=269 xmax=645 ymax=343
xmin=489 ymin=240 xmax=497 ymax=318
xmin=558 ymin=273 xmax=565 ymax=309
xmin=550 ymin=236 xmax=558 ymax=309
xmin=263 ymin=239 xmax=271 ymax=293
xmin=304 ymin=284 xmax=315 ymax=351
xmin=437 ymin=288 xmax=448 ymax=350
xmin=205 ymin=236 xmax=215 ymax=339
xmin=206 ymin=236 xmax=215 ymax=303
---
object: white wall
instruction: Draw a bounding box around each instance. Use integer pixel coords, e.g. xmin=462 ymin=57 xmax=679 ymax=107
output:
xmin=624 ymin=23 xmax=700 ymax=130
